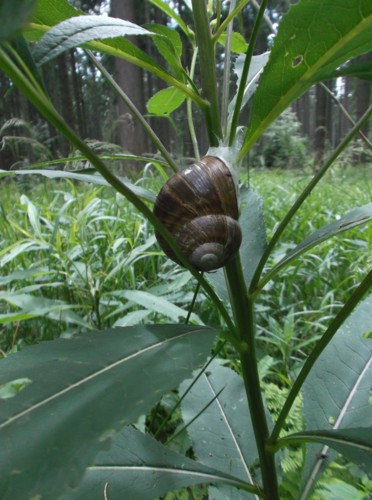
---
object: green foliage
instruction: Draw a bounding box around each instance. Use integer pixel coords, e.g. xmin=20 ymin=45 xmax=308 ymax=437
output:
xmin=0 ymin=0 xmax=36 ymax=41
xmin=241 ymin=0 xmax=372 ymax=156
xmin=0 ymin=0 xmax=371 ymax=498
xmin=250 ymin=110 xmax=310 ymax=169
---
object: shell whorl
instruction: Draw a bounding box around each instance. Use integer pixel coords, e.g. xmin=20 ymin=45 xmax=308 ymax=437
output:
xmin=154 ymin=156 xmax=242 ymax=271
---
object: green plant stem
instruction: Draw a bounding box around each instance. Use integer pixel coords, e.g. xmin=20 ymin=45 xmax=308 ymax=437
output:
xmin=0 ymin=43 xmax=235 ymax=334
xmin=221 ymin=0 xmax=236 ymax=135
xmin=319 ymin=82 xmax=372 ymax=148
xmin=250 ymin=105 xmax=372 ymax=295
xmin=187 ymin=48 xmax=200 ymax=160
xmin=229 ymin=0 xmax=269 ymax=146
xmin=225 ymin=255 xmax=279 ymax=499
xmin=85 ymin=50 xmax=178 ymax=173
xmin=269 ymin=270 xmax=372 ymax=443
xmin=212 ymin=0 xmax=250 ymax=43
xmin=29 ymin=21 xmax=205 ymax=109
xmin=191 ymin=0 xmax=221 ymax=145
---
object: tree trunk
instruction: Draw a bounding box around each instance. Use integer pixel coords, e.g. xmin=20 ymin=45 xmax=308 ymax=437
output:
xmin=313 ymin=83 xmax=327 ymax=169
xmin=353 ymin=53 xmax=371 ymax=164
xmin=57 ymin=53 xmax=75 ymax=156
xmin=110 ymin=0 xmax=148 ymax=169
xmin=354 ymin=53 xmax=372 ymax=134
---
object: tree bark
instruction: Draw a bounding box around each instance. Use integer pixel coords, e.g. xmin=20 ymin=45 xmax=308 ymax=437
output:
xmin=110 ymin=0 xmax=148 ymax=167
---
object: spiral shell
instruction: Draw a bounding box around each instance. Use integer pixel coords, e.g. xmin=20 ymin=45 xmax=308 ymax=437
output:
xmin=153 ymin=155 xmax=242 ymax=271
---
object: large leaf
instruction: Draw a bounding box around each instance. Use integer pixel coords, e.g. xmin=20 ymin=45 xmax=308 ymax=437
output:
xmin=0 ymin=0 xmax=36 ymax=41
xmin=266 ymin=203 xmax=372 ymax=282
xmin=146 ymin=23 xmax=185 ymax=80
xmin=0 ymin=169 xmax=156 ymax=203
xmin=228 ymin=52 xmax=270 ymax=119
xmin=148 ymin=0 xmax=192 ymax=40
xmin=241 ymin=0 xmax=372 ymax=156
xmin=179 ymin=360 xmax=271 ymax=498
xmin=208 ymin=189 xmax=267 ymax=300
xmin=147 ymin=87 xmax=187 ymax=116
xmin=279 ymin=428 xmax=372 ymax=475
xmin=300 ymin=296 xmax=372 ymax=494
xmin=0 ymin=324 xmax=217 ymax=498
xmin=114 ymin=290 xmax=202 ymax=324
xmin=28 ymin=0 xmax=202 ymax=106
xmin=329 ymin=60 xmax=372 ymax=80
xmin=33 ymin=15 xmax=153 ymax=65
xmin=0 ymin=292 xmax=89 ymax=328
xmin=62 ymin=426 xmax=259 ymax=499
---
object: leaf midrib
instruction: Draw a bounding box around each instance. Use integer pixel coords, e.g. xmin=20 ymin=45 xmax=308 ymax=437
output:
xmin=241 ymin=10 xmax=372 ymax=156
xmin=0 ymin=329 xmax=199 ymax=430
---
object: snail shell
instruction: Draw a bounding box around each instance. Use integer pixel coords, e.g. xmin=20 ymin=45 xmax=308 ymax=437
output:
xmin=153 ymin=155 xmax=242 ymax=271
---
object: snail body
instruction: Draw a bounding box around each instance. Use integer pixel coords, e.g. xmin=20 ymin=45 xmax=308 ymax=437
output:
xmin=153 ymin=155 xmax=242 ymax=271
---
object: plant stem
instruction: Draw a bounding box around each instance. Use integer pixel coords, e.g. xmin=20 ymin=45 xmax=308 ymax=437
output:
xmin=187 ymin=48 xmax=201 ymax=160
xmin=229 ymin=0 xmax=269 ymax=145
xmin=191 ymin=0 xmax=221 ymax=145
xmin=225 ymin=255 xmax=279 ymax=499
xmin=0 ymin=43 xmax=235 ymax=334
xmin=270 ymin=270 xmax=372 ymax=443
xmin=319 ymin=82 xmax=372 ymax=148
xmin=212 ymin=0 xmax=251 ymax=43
xmin=221 ymin=0 xmax=236 ymax=135
xmin=250 ymin=105 xmax=372 ymax=295
xmin=85 ymin=50 xmax=178 ymax=173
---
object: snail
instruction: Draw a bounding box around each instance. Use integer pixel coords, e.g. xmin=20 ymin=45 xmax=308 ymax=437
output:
xmin=153 ymin=155 xmax=242 ymax=272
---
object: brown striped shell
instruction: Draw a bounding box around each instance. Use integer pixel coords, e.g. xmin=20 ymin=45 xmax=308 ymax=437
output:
xmin=153 ymin=155 xmax=242 ymax=271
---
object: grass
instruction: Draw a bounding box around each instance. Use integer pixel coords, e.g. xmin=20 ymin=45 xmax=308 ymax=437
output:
xmin=0 ymin=166 xmax=370 ymax=362
xmin=248 ymin=166 xmax=371 ymax=385
xmin=0 ymin=165 xmax=371 ymax=497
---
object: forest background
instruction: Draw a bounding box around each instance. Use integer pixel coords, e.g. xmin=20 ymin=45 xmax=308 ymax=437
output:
xmin=1 ymin=0 xmax=370 ymax=172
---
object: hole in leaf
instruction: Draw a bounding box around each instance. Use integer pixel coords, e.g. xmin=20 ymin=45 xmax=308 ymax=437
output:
xmin=292 ymin=55 xmax=303 ymax=67
xmin=0 ymin=377 xmax=32 ymax=399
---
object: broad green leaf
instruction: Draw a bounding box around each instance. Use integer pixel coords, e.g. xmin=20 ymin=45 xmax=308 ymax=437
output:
xmin=218 ymin=32 xmax=248 ymax=54
xmin=0 ymin=240 xmax=49 ymax=267
xmin=319 ymin=478 xmax=367 ymax=500
xmin=21 ymin=153 xmax=168 ymax=170
xmin=328 ymin=60 xmax=372 ymax=80
xmin=241 ymin=0 xmax=372 ymax=156
xmin=0 ymin=169 xmax=156 ymax=203
xmin=0 ymin=311 xmax=42 ymax=324
xmin=228 ymin=52 xmax=270 ymax=121
xmin=113 ymin=310 xmax=152 ymax=327
xmin=147 ymin=87 xmax=187 ymax=116
xmin=300 ymin=296 xmax=372 ymax=494
xmin=0 ymin=292 xmax=89 ymax=328
xmin=0 ymin=324 xmax=217 ymax=499
xmin=268 ymin=203 xmax=372 ymax=280
xmin=0 ymin=0 xmax=36 ymax=41
xmin=31 ymin=0 xmax=81 ymax=28
xmin=20 ymin=194 xmax=42 ymax=237
xmin=33 ymin=15 xmax=153 ymax=66
xmin=148 ymin=24 xmax=183 ymax=59
xmin=147 ymin=23 xmax=185 ymax=80
xmin=149 ymin=0 xmax=192 ymax=40
xmin=61 ymin=426 xmax=259 ymax=499
xmin=115 ymin=289 xmax=202 ymax=323
xmin=279 ymin=428 xmax=372 ymax=476
xmin=9 ymin=36 xmax=45 ymax=89
xmin=179 ymin=360 xmax=261 ymax=498
xmin=28 ymin=0 xmax=202 ymax=107
xmin=0 ymin=267 xmax=52 ymax=286
xmin=0 ymin=378 xmax=32 ymax=400
xmin=208 ymin=189 xmax=267 ymax=300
